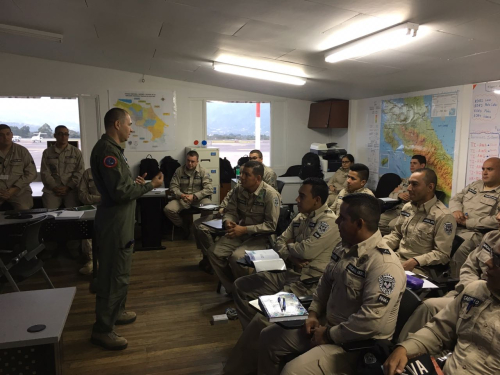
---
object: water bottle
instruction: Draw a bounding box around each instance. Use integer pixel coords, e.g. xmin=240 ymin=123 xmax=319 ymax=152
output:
xmin=236 ymin=167 xmax=240 ymax=180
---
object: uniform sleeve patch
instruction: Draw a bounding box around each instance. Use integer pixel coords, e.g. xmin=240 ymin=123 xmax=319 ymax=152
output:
xmin=462 ymin=294 xmax=482 ymax=307
xmin=378 ymin=274 xmax=396 ymax=295
xmin=293 ymin=222 xmax=300 ymax=228
xmin=309 ymin=222 xmax=316 ymax=228
xmin=401 ymin=211 xmax=410 ymax=217
xmin=444 ymin=222 xmax=453 ymax=235
xmin=316 ymin=221 xmax=330 ymax=234
xmin=422 ymin=218 xmax=435 ymax=225
xmin=103 ymin=156 xmax=118 ymax=168
xmin=377 ymin=294 xmax=391 ymax=305
xmin=378 ymin=248 xmax=391 ymax=255
xmin=313 ymin=232 xmax=321 ymax=238
xmin=331 ymin=252 xmax=340 ymax=262
xmin=482 ymin=243 xmax=492 ymax=254
xmin=273 ymin=196 xmax=279 ymax=207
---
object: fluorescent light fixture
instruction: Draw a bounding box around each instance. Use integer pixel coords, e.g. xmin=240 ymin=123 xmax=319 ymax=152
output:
xmin=494 ymin=90 xmax=500 ymax=95
xmin=324 ymin=22 xmax=419 ymax=63
xmin=213 ymin=62 xmax=306 ymax=86
xmin=0 ymin=24 xmax=63 ymax=43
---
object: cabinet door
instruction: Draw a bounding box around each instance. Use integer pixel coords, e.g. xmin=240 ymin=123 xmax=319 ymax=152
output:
xmin=308 ymin=101 xmax=331 ymax=128
xmin=328 ymin=100 xmax=349 ymax=128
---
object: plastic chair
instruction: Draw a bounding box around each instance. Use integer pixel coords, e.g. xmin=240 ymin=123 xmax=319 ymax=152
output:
xmin=375 ymin=173 xmax=402 ymax=198
xmin=0 ymin=215 xmax=55 ymax=292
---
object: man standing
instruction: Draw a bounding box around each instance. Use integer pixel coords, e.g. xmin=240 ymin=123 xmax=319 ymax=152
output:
xmin=207 ymin=161 xmax=280 ymax=294
xmin=0 ymin=124 xmax=37 ymax=211
xmin=40 ymin=125 xmax=85 ymax=209
xmin=258 ymin=194 xmax=406 ymax=375
xmin=330 ymin=163 xmax=374 ymax=215
xmin=248 ymin=149 xmax=278 ymax=190
xmin=163 ymin=150 xmax=212 ymax=236
xmin=379 ymin=155 xmax=426 ymax=235
xmin=384 ymin=168 xmax=456 ymax=276
xmin=448 ymin=157 xmax=500 ymax=276
xmin=90 ymin=108 xmax=163 ymax=350
xmin=223 ymin=178 xmax=339 ymax=375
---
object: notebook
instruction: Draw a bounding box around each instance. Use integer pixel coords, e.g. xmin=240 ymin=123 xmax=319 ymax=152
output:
xmin=257 ymin=292 xmax=309 ymax=323
xmin=244 ymin=250 xmax=286 ymax=272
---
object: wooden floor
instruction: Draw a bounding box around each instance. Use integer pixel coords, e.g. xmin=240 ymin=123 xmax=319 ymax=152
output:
xmin=2 ymin=238 xmax=242 ymax=375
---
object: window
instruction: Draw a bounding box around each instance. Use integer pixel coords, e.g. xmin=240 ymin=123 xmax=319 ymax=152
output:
xmin=0 ymin=97 xmax=81 ymax=171
xmin=206 ymin=101 xmax=270 ymax=167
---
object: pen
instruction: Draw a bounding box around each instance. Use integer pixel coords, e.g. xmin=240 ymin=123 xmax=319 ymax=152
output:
xmin=282 ymin=298 xmax=286 ymax=312
xmin=277 ymin=297 xmax=282 ymax=312
xmin=466 ymin=300 xmax=474 ymax=313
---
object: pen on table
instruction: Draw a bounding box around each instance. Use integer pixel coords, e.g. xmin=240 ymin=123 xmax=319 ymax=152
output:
xmin=282 ymin=298 xmax=286 ymax=312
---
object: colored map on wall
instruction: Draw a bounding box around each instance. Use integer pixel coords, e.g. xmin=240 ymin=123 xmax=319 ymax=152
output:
xmin=108 ymin=90 xmax=176 ymax=151
xmin=379 ymin=93 xmax=458 ymax=203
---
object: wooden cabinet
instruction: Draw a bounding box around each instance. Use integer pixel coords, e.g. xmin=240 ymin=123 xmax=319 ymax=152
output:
xmin=307 ymin=99 xmax=349 ymax=129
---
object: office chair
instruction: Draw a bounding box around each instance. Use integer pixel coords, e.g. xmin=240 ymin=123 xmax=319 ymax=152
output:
xmin=435 ymin=190 xmax=446 ymax=203
xmin=279 ymin=165 xmax=301 ymax=177
xmin=0 ymin=215 xmax=54 ymax=292
xmin=375 ymin=173 xmax=401 ymax=198
xmin=277 ymin=180 xmax=285 ymax=194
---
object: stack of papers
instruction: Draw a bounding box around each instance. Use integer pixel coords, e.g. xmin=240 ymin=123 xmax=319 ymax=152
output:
xmin=258 ymin=292 xmax=309 ymax=322
xmin=245 ymin=250 xmax=286 ymax=272
xmin=55 ymin=211 xmax=85 ymax=220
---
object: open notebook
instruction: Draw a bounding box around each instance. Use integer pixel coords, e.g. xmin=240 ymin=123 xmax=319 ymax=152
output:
xmin=244 ymin=250 xmax=286 ymax=272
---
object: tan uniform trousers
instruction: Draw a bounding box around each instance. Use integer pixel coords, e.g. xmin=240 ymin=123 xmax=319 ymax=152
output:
xmin=82 ymin=238 xmax=93 ymax=261
xmin=163 ymin=197 xmax=211 ymax=228
xmin=207 ymin=234 xmax=270 ymax=294
xmin=42 ymin=189 xmax=80 ymax=209
xmin=379 ymin=206 xmax=402 ymax=235
xmin=193 ymin=213 xmax=221 ymax=256
xmin=0 ymin=189 xmax=33 ymax=211
xmin=450 ymin=229 xmax=482 ymax=278
xmin=398 ymin=296 xmax=454 ymax=342
xmin=258 ymin=323 xmax=358 ymax=375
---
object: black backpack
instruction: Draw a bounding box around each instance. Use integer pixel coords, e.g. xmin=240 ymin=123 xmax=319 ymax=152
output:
xmin=298 ymin=152 xmax=324 ymax=180
xmin=139 ymin=154 xmax=160 ymax=179
xmin=220 ymin=157 xmax=235 ymax=183
xmin=159 ymin=156 xmax=181 ymax=187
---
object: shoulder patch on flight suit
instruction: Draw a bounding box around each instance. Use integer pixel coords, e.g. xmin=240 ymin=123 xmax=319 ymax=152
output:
xmin=103 ymin=156 xmax=118 ymax=168
xmin=468 ymin=188 xmax=477 ymax=194
xmin=422 ymin=218 xmax=435 ymax=225
xmin=482 ymin=242 xmax=492 ymax=254
xmin=377 ymin=294 xmax=391 ymax=305
xmin=444 ymin=222 xmax=453 ymax=235
xmin=378 ymin=274 xmax=396 ymax=295
xmin=484 ymin=194 xmax=498 ymax=200
xmin=346 ymin=263 xmax=366 ymax=278
xmin=378 ymin=247 xmax=391 ymax=255
xmin=401 ymin=211 xmax=410 ymax=217
xmin=462 ymin=294 xmax=483 ymax=307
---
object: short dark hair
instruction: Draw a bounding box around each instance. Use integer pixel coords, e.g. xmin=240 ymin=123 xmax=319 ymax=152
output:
xmin=186 ymin=150 xmax=199 ymax=160
xmin=0 ymin=124 xmax=11 ymax=132
xmin=54 ymin=125 xmax=68 ymax=134
xmin=249 ymin=150 xmax=263 ymax=159
xmin=412 ymin=155 xmax=426 ymax=165
xmin=349 ymin=163 xmax=369 ymax=181
xmin=414 ymin=168 xmax=437 ymax=191
xmin=341 ymin=193 xmax=381 ymax=232
xmin=104 ymin=108 xmax=128 ymax=129
xmin=343 ymin=154 xmax=355 ymax=163
xmin=243 ymin=160 xmax=264 ymax=178
xmin=303 ymin=177 xmax=329 ymax=205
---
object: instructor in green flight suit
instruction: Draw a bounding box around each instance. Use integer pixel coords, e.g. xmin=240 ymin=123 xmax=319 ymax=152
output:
xmin=90 ymin=108 xmax=164 ymax=350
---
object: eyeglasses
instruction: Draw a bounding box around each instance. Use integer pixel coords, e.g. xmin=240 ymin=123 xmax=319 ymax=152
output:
xmin=56 ymin=132 xmax=69 ymax=136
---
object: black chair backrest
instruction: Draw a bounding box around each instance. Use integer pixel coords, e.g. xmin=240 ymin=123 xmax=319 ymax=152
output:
xmin=277 ymin=180 xmax=285 ymax=194
xmin=451 ymin=235 xmax=465 ymax=259
xmin=298 ymin=153 xmax=323 ymax=180
xmin=375 ymin=173 xmax=402 ymax=198
xmin=280 ymin=165 xmax=301 ymax=177
xmin=393 ymin=288 xmax=422 ymax=343
xmin=435 ymin=190 xmax=446 ymax=203
xmin=20 ymin=216 xmax=51 ymax=260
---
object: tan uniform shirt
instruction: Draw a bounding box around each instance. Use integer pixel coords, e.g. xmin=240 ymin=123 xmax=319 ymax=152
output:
xmin=309 ymin=231 xmax=406 ymax=344
xmin=0 ymin=143 xmax=36 ymax=194
xmin=40 ymin=144 xmax=84 ymax=192
xmin=384 ymin=196 xmax=457 ymax=266
xmin=78 ymin=168 xmax=101 ymax=205
xmin=263 ymin=165 xmax=278 ymax=191
xmin=330 ymin=186 xmax=375 ymax=215
xmin=223 ymin=181 xmax=280 ymax=235
xmin=401 ymin=280 xmax=500 ymax=375
xmin=169 ymin=164 xmax=212 ymax=201
xmin=327 ymin=167 xmax=349 ymax=193
xmin=275 ymin=204 xmax=340 ymax=280
xmin=449 ymin=180 xmax=500 ymax=238
xmin=388 ymin=178 xmax=410 ymax=200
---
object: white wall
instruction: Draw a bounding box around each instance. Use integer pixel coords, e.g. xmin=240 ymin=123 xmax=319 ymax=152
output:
xmin=348 ymin=85 xmax=473 ymax=195
xmin=0 ymin=52 xmax=347 ymax=176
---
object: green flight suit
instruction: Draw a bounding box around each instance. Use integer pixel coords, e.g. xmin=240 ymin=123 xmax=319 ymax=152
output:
xmin=91 ymin=134 xmax=153 ymax=333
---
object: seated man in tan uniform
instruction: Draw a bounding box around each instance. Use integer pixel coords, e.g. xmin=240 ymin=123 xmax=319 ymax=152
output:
xmin=326 ymin=153 xmax=353 ymax=206
xmin=448 ymin=157 xmax=500 ymax=276
xmin=384 ymin=168 xmax=457 ymax=276
xmin=77 ymin=168 xmax=101 ymax=275
xmin=0 ymin=124 xmax=37 ymax=211
xmin=384 ymin=258 xmax=500 ymax=374
xmin=379 ymin=155 xmax=426 ymax=235
xmin=223 ymin=178 xmax=339 ymax=375
xmin=330 ymin=163 xmax=374 ymax=215
xmin=248 ymin=149 xmax=278 ymax=190
xmin=258 ymin=194 xmax=406 ymax=375
xmin=41 ymin=125 xmax=84 ymax=209
xmin=207 ymin=161 xmax=280 ymax=294
xmin=163 ymin=150 xmax=213 ymax=236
